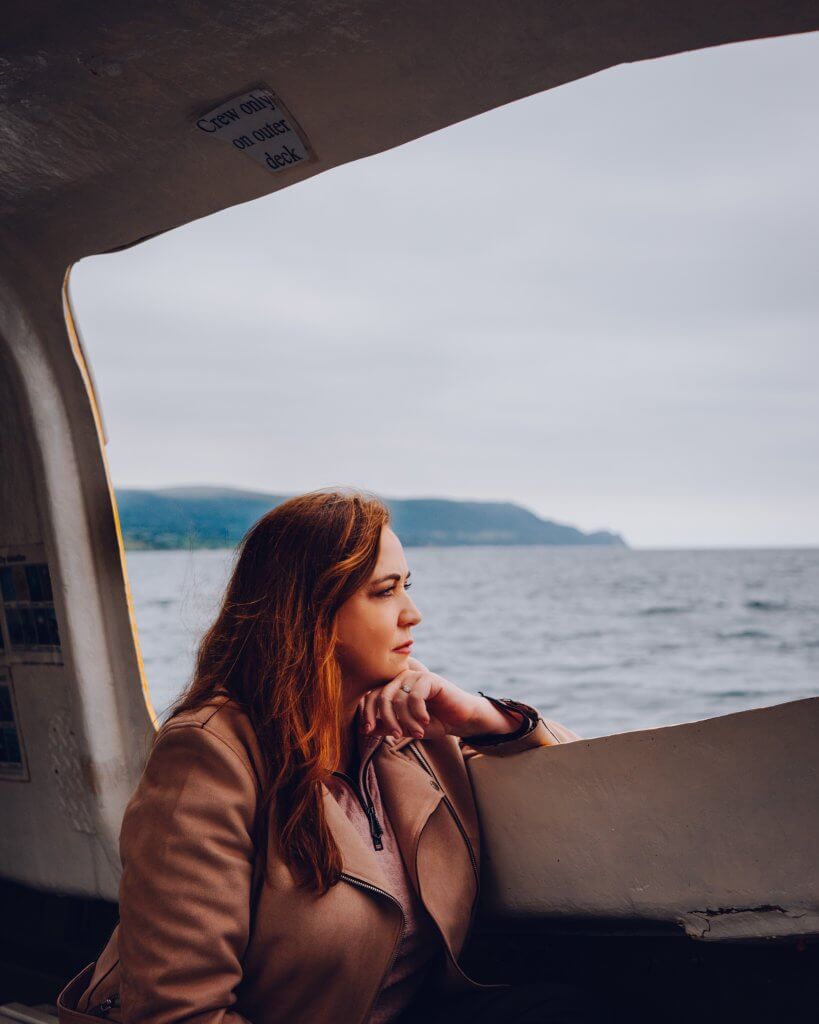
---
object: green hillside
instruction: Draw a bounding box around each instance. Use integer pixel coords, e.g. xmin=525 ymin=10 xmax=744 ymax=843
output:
xmin=116 ymin=487 xmax=627 ymax=550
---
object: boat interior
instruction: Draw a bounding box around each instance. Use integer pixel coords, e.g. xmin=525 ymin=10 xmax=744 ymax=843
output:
xmin=1 ymin=2 xmax=818 ymax=1021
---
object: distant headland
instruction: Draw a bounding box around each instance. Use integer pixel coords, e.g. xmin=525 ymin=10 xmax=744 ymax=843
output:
xmin=116 ymin=487 xmax=628 ymax=550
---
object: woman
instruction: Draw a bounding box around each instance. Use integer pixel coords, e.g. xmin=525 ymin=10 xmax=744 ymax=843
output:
xmin=61 ymin=488 xmax=602 ymax=1024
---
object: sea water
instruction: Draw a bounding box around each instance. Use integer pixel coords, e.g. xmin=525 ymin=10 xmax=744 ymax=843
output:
xmin=126 ymin=546 xmax=818 ymax=738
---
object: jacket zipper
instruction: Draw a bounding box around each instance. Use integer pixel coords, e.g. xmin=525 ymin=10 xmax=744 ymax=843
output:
xmin=80 ymin=955 xmax=121 ymax=1019
xmin=88 ymin=995 xmax=120 ymax=1018
xmin=331 ymin=746 xmax=384 ymax=851
xmin=339 ymin=872 xmax=405 ymax=1024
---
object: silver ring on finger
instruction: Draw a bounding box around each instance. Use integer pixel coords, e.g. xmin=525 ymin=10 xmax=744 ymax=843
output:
xmin=400 ymin=683 xmax=412 ymax=694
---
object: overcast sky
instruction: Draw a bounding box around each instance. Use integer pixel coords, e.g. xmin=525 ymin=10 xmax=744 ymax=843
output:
xmin=71 ymin=31 xmax=819 ymax=549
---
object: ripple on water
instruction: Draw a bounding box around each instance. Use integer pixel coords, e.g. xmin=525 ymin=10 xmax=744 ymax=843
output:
xmin=744 ymin=599 xmax=789 ymax=611
xmin=716 ymin=630 xmax=773 ymax=640
xmin=711 ymin=689 xmax=770 ymax=699
xmin=637 ymin=605 xmax=693 ymax=616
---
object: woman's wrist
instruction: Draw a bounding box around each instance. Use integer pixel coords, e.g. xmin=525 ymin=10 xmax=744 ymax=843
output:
xmin=463 ymin=695 xmax=523 ymax=737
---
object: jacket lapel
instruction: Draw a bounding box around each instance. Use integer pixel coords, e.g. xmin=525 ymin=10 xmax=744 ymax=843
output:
xmin=319 ymin=733 xmax=443 ymax=895
xmin=321 ymin=734 xmax=478 ymax=966
xmin=373 ymin=742 xmax=444 ymax=894
xmin=374 ymin=740 xmax=478 ymax=963
xmin=320 ymin=788 xmax=398 ymax=894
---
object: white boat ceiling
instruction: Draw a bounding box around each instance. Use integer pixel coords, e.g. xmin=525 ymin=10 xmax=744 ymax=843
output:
xmin=2 ymin=1 xmax=819 ymax=259
xmin=0 ymin=1 xmax=817 ymax=936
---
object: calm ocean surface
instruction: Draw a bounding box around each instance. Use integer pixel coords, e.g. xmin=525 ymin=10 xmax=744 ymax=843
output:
xmin=127 ymin=546 xmax=818 ymax=737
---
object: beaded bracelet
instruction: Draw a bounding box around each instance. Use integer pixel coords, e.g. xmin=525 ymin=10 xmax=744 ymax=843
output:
xmin=461 ymin=692 xmax=541 ymax=747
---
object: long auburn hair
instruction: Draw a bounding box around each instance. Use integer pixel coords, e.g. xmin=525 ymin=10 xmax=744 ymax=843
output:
xmin=164 ymin=487 xmax=391 ymax=894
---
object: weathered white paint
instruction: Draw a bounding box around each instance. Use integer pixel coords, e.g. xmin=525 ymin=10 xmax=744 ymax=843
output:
xmin=0 ymin=249 xmax=153 ymax=897
xmin=468 ymin=696 xmax=819 ymax=941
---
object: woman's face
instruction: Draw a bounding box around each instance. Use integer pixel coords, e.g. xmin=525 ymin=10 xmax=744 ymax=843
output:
xmin=334 ymin=525 xmax=422 ymax=699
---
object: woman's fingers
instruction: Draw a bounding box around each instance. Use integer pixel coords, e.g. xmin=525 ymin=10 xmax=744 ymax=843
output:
xmin=391 ymin=675 xmax=433 ymax=738
xmin=364 ymin=680 xmax=402 ymax=736
xmin=392 ymin=691 xmax=427 ymax=738
xmin=399 ymin=693 xmax=430 ymax=737
xmin=408 ymin=694 xmax=430 ymax=728
xmin=362 ymin=688 xmax=380 ymax=733
xmin=376 ymin=688 xmax=402 ymax=738
xmin=362 ymin=674 xmax=432 ymax=740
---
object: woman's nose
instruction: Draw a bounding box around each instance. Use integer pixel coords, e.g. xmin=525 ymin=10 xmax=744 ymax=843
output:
xmin=401 ymin=596 xmax=422 ymax=626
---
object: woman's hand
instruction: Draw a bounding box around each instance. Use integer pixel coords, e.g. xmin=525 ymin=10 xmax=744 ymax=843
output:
xmin=359 ymin=656 xmax=520 ymax=741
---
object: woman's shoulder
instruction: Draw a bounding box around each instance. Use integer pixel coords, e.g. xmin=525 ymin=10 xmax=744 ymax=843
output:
xmin=154 ymin=689 xmax=264 ymax=788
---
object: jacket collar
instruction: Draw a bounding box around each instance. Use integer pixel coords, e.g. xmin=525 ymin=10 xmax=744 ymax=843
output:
xmin=321 ymin=730 xmax=442 ymax=898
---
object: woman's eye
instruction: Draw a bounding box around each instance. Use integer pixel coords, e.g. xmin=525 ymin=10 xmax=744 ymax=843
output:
xmin=377 ymin=581 xmax=412 ymax=597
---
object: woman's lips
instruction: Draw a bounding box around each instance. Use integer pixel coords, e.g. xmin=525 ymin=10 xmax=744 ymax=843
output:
xmin=393 ymin=642 xmax=413 ymax=653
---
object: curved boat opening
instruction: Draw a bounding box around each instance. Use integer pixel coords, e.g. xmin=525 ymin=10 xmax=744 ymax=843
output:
xmin=66 ymin=31 xmax=819 ymax=737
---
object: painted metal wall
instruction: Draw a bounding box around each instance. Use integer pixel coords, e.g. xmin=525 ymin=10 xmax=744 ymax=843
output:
xmin=0 ymin=250 xmax=154 ymax=899
xmin=469 ymin=695 xmax=819 ymax=941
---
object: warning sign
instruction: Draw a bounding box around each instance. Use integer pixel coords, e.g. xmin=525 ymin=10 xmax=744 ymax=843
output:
xmin=195 ymin=87 xmax=313 ymax=174
xmin=0 ymin=543 xmax=62 ymax=665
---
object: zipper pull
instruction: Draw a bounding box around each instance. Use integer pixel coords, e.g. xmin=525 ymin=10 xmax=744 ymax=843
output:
xmin=92 ymin=996 xmax=120 ymax=1018
xmin=367 ymin=805 xmax=384 ymax=851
